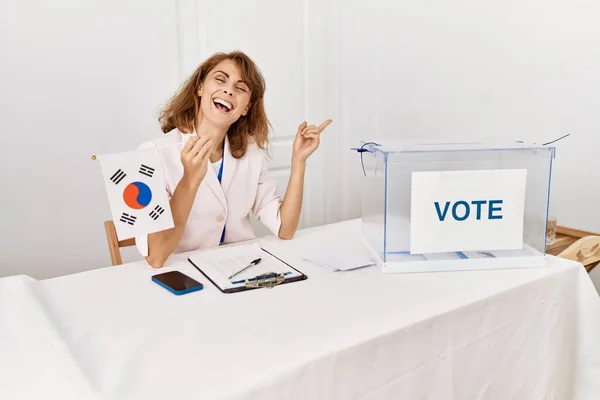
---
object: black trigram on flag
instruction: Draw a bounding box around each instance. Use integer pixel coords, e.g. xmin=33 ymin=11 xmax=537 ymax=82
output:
xmin=110 ymin=169 xmax=127 ymax=185
xmin=149 ymin=205 xmax=165 ymax=220
xmin=139 ymin=164 xmax=155 ymax=178
xmin=120 ymin=213 xmax=136 ymax=226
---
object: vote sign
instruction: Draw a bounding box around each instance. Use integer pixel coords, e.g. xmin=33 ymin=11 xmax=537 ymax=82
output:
xmin=410 ymin=169 xmax=527 ymax=254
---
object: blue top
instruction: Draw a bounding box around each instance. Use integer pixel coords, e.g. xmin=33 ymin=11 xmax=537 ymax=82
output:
xmin=217 ymin=156 xmax=225 ymax=244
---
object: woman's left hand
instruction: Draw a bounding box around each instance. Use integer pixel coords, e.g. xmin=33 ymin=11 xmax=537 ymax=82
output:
xmin=292 ymin=119 xmax=332 ymax=163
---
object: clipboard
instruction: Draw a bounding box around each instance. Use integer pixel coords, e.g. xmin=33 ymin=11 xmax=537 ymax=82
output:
xmin=187 ymin=244 xmax=307 ymax=294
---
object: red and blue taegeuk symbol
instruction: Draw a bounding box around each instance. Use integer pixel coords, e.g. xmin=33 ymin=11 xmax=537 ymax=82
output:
xmin=123 ymin=181 xmax=152 ymax=209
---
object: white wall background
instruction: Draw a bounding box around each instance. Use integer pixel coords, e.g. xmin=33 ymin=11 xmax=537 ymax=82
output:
xmin=331 ymin=0 xmax=600 ymax=233
xmin=1 ymin=0 xmax=599 ymax=279
xmin=0 ymin=0 xmax=180 ymax=278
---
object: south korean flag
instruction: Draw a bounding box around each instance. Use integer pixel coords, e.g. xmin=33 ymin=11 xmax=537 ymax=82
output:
xmin=97 ymin=147 xmax=174 ymax=240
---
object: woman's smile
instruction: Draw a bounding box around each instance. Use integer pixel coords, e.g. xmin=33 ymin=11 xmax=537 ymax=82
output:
xmin=212 ymin=97 xmax=234 ymax=114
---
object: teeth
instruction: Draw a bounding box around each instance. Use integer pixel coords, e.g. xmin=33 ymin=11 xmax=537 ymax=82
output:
xmin=214 ymin=98 xmax=232 ymax=111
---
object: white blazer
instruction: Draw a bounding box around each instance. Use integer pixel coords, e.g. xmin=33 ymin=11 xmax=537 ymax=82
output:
xmin=135 ymin=129 xmax=282 ymax=259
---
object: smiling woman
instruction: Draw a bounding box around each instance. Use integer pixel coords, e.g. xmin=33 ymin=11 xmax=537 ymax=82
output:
xmin=136 ymin=51 xmax=332 ymax=268
xmin=159 ymin=52 xmax=270 ymax=160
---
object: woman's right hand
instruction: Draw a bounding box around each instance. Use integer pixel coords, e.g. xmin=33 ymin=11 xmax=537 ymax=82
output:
xmin=181 ymin=135 xmax=213 ymax=187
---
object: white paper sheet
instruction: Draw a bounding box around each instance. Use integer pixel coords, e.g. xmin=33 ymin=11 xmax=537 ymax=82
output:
xmin=422 ymin=252 xmax=461 ymax=261
xmin=461 ymin=250 xmax=497 ymax=259
xmin=292 ymin=229 xmax=376 ymax=272
xmin=410 ymin=169 xmax=527 ymax=254
xmin=302 ymin=248 xmax=374 ymax=272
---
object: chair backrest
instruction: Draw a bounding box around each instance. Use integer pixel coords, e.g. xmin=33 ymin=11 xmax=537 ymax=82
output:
xmin=558 ymin=235 xmax=600 ymax=272
xmin=104 ymin=220 xmax=136 ymax=266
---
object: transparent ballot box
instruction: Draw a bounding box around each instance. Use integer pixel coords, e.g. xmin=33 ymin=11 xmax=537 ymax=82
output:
xmin=356 ymin=140 xmax=555 ymax=273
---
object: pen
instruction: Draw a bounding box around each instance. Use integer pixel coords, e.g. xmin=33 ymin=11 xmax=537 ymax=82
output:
xmin=228 ymin=258 xmax=262 ymax=280
xmin=231 ymin=271 xmax=292 ymax=285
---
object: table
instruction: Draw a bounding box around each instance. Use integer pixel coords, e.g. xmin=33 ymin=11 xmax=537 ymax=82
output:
xmin=2 ymin=219 xmax=600 ymax=400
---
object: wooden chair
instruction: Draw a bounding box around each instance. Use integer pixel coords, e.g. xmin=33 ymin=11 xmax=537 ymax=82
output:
xmin=104 ymin=220 xmax=136 ymax=266
xmin=548 ymin=226 xmax=600 ymax=273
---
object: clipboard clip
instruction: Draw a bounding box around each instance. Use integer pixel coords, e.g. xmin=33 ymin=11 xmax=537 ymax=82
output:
xmin=243 ymin=272 xmax=286 ymax=289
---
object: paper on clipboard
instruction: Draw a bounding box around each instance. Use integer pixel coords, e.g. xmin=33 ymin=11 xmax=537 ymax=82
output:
xmin=188 ymin=244 xmax=302 ymax=291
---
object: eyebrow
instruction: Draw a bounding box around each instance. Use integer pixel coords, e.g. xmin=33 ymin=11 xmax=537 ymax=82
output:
xmin=213 ymin=70 xmax=249 ymax=87
xmin=213 ymin=70 xmax=229 ymax=78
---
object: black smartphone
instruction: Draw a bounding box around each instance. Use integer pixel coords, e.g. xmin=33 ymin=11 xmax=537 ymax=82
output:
xmin=152 ymin=271 xmax=204 ymax=295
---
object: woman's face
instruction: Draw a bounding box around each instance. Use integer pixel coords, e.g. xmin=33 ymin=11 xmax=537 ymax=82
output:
xmin=198 ymin=59 xmax=252 ymax=128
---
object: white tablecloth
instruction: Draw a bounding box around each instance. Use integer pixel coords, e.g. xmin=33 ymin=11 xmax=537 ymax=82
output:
xmin=2 ymin=219 xmax=600 ymax=399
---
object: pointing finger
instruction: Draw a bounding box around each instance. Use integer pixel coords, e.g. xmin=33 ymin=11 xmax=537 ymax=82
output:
xmin=318 ymin=119 xmax=333 ymax=132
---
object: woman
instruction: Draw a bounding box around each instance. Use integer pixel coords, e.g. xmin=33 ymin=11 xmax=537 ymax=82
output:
xmin=136 ymin=51 xmax=332 ymax=268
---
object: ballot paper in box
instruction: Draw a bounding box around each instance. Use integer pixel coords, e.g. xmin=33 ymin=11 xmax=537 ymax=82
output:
xmin=96 ymin=147 xmax=174 ymax=240
xmin=354 ymin=139 xmax=555 ymax=273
